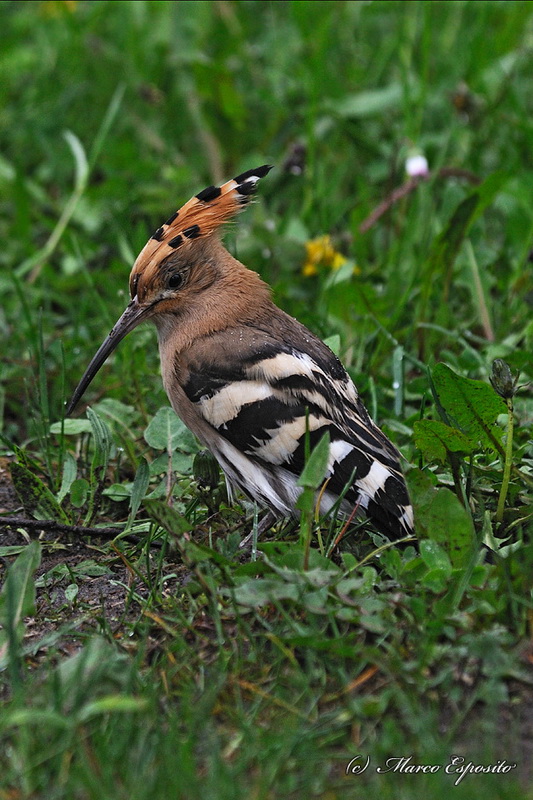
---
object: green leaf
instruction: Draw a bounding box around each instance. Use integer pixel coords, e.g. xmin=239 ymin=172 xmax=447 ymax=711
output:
xmin=419 ymin=540 xmax=452 ymax=572
xmin=0 ymin=541 xmax=41 ymax=625
xmin=74 ymin=560 xmax=112 ymax=578
xmin=422 ymin=568 xmax=451 ymax=593
xmin=128 ymin=458 xmax=150 ymax=523
xmin=408 ymin=470 xmax=475 ymax=567
xmin=144 ymin=407 xmax=197 ymax=452
xmin=407 ymin=470 xmax=473 ymax=564
xmin=65 ymin=584 xmax=79 ymax=604
xmin=70 ymin=478 xmax=89 ymax=508
xmin=413 ymin=419 xmax=475 ymax=463
xmin=0 ymin=542 xmax=41 ymax=669
xmin=341 ymin=552 xmax=357 ymax=571
xmin=102 ymin=483 xmax=132 ymax=501
xmin=93 ymin=398 xmax=137 ymax=428
xmin=142 ymin=498 xmax=191 ymax=535
xmin=50 ymin=419 xmax=92 ymax=435
xmin=260 ymin=542 xmax=339 ymax=575
xmin=431 ymin=363 xmax=506 ymax=452
xmin=57 ymin=451 xmax=77 ymax=504
xmin=0 ymin=546 xmax=31 ymax=557
xmin=297 ymin=431 xmax=331 ymax=489
xmin=86 ymin=407 xmax=112 ymax=476
xmin=34 ymin=564 xmax=70 ymax=588
xmin=150 ymin=452 xmax=193 ymax=475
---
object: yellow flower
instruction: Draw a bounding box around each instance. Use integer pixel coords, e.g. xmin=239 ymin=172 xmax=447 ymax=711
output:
xmin=302 ymin=235 xmax=349 ymax=276
xmin=41 ymin=0 xmax=77 ymax=16
xmin=331 ymin=252 xmax=347 ymax=271
xmin=302 ymin=262 xmax=319 ymax=277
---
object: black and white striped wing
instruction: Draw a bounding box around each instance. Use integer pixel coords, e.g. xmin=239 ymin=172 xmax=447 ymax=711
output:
xmin=183 ymin=336 xmax=413 ymax=538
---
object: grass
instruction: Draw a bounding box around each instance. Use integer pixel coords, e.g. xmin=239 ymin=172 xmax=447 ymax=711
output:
xmin=1 ymin=1 xmax=533 ymax=798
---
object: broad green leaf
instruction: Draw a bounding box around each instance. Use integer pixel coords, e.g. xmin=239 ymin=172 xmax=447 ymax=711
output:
xmin=92 ymin=398 xmax=137 ymax=428
xmin=431 ymin=363 xmax=506 ymax=452
xmin=413 ymin=419 xmax=474 ymax=462
xmin=406 ymin=467 xmax=439 ymax=498
xmin=150 ymin=451 xmax=194 ymax=475
xmin=69 ymin=478 xmax=89 ymax=508
xmin=142 ymin=497 xmax=191 ymax=535
xmin=74 ymin=560 xmax=112 ymax=577
xmin=260 ymin=544 xmax=339 ymax=579
xmin=295 ymin=486 xmax=314 ymax=514
xmin=35 ymin=564 xmax=70 ymax=588
xmin=259 ymin=541 xmax=328 ymax=564
xmin=65 ymin=584 xmax=79 ymax=604
xmin=409 ymin=471 xmax=475 ymax=567
xmin=102 ymin=483 xmax=132 ymax=501
xmin=419 ymin=540 xmax=452 ymax=572
xmin=144 ymin=407 xmax=197 ymax=452
xmin=297 ymin=431 xmax=331 ymax=489
xmin=50 ymin=419 xmax=92 ymax=435
xmin=10 ymin=462 xmax=69 ymax=522
xmin=341 ymin=552 xmax=357 ymax=571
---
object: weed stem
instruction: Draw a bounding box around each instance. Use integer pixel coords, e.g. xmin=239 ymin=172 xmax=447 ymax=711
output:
xmin=496 ymin=397 xmax=514 ymax=524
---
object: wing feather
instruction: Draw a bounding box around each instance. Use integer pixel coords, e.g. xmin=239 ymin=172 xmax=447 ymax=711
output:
xmin=181 ymin=323 xmax=413 ymax=537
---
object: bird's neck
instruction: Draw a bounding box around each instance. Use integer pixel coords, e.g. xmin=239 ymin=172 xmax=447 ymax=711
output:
xmin=153 ymin=248 xmax=273 ymax=371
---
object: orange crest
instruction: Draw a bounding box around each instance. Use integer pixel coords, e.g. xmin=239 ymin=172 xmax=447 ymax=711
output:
xmin=131 ymin=165 xmax=273 ymax=285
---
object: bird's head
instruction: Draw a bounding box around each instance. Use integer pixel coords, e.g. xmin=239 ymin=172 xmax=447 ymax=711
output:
xmin=66 ymin=165 xmax=273 ymax=415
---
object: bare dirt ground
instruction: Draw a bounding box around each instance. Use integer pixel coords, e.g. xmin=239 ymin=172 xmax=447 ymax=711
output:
xmin=0 ymin=457 xmax=150 ymax=658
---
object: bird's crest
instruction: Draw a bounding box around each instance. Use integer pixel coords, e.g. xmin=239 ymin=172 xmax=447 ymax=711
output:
xmin=131 ymin=165 xmax=273 ymax=283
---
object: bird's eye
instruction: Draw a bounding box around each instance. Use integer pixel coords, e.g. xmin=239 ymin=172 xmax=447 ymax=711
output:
xmin=168 ymin=272 xmax=183 ymax=289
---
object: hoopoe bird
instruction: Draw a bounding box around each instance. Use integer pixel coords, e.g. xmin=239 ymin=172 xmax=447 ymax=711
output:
xmin=67 ymin=166 xmax=414 ymax=540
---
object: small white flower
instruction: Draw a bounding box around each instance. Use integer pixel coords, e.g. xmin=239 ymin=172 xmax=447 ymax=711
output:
xmin=405 ymin=154 xmax=429 ymax=177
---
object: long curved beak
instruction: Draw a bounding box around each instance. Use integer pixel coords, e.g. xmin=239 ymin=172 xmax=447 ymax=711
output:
xmin=66 ymin=298 xmax=150 ymax=415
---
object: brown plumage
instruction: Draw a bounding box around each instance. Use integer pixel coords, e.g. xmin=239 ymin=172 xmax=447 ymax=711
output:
xmin=68 ymin=166 xmax=414 ymax=539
